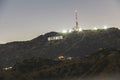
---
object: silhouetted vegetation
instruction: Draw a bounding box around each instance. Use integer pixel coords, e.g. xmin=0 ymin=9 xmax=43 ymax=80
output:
xmin=1 ymin=49 xmax=120 ymax=80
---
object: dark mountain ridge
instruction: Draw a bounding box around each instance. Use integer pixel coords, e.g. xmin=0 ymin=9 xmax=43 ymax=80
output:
xmin=0 ymin=27 xmax=120 ymax=66
xmin=1 ymin=49 xmax=120 ymax=80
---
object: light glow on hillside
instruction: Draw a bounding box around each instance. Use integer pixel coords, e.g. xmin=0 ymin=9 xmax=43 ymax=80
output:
xmin=103 ymin=26 xmax=108 ymax=30
xmin=93 ymin=27 xmax=98 ymax=30
xmin=68 ymin=29 xmax=73 ymax=33
xmin=78 ymin=28 xmax=83 ymax=32
xmin=62 ymin=30 xmax=67 ymax=33
xmin=60 ymin=26 xmax=119 ymax=34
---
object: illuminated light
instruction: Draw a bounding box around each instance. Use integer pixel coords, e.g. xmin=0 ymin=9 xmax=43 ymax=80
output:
xmin=3 ymin=67 xmax=13 ymax=71
xmin=58 ymin=56 xmax=65 ymax=59
xmin=59 ymin=36 xmax=63 ymax=39
xmin=55 ymin=37 xmax=58 ymax=40
xmin=78 ymin=28 xmax=83 ymax=32
xmin=9 ymin=67 xmax=12 ymax=69
xmin=103 ymin=26 xmax=108 ymax=30
xmin=4 ymin=68 xmax=8 ymax=71
xmin=68 ymin=29 xmax=72 ymax=33
xmin=62 ymin=30 xmax=67 ymax=33
xmin=93 ymin=27 xmax=98 ymax=30
xmin=48 ymin=36 xmax=63 ymax=41
xmin=67 ymin=57 xmax=72 ymax=60
xmin=48 ymin=37 xmax=51 ymax=41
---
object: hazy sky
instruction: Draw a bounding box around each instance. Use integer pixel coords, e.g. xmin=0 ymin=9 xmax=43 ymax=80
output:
xmin=0 ymin=0 xmax=120 ymax=43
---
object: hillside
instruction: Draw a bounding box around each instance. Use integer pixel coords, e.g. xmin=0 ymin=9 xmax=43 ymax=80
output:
xmin=1 ymin=49 xmax=120 ymax=80
xmin=0 ymin=27 xmax=120 ymax=66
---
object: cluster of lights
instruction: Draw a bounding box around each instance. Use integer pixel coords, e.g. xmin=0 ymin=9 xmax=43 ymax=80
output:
xmin=68 ymin=29 xmax=73 ymax=33
xmin=62 ymin=26 xmax=110 ymax=34
xmin=62 ymin=28 xmax=83 ymax=33
xmin=3 ymin=67 xmax=13 ymax=71
xmin=62 ymin=30 xmax=68 ymax=33
xmin=93 ymin=26 xmax=109 ymax=30
xmin=103 ymin=26 xmax=108 ymax=30
xmin=78 ymin=28 xmax=83 ymax=31
xmin=93 ymin=27 xmax=98 ymax=30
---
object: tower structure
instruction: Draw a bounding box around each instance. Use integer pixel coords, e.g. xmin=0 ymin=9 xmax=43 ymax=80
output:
xmin=74 ymin=10 xmax=79 ymax=31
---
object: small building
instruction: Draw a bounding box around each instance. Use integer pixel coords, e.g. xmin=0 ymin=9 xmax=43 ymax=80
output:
xmin=58 ymin=56 xmax=65 ymax=60
xmin=67 ymin=57 xmax=73 ymax=60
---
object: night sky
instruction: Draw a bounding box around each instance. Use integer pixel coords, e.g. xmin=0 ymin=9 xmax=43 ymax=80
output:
xmin=0 ymin=0 xmax=120 ymax=43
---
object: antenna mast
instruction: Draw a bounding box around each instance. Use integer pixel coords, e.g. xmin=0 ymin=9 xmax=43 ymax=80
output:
xmin=75 ymin=10 xmax=79 ymax=30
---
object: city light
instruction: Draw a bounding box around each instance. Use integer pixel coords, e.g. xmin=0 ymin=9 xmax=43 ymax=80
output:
xmin=93 ymin=27 xmax=98 ymax=30
xmin=103 ymin=26 xmax=108 ymax=30
xmin=58 ymin=56 xmax=65 ymax=60
xmin=68 ymin=29 xmax=73 ymax=33
xmin=78 ymin=28 xmax=83 ymax=32
xmin=62 ymin=30 xmax=67 ymax=33
xmin=60 ymin=26 xmax=115 ymax=34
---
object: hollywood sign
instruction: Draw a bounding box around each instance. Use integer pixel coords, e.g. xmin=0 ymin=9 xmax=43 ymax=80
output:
xmin=48 ymin=36 xmax=63 ymax=41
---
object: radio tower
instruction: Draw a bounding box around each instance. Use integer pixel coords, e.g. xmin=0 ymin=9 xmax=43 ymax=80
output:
xmin=74 ymin=10 xmax=79 ymax=31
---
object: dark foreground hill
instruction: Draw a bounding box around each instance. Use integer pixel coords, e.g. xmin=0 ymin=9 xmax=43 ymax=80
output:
xmin=1 ymin=49 xmax=120 ymax=80
xmin=0 ymin=27 xmax=120 ymax=66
